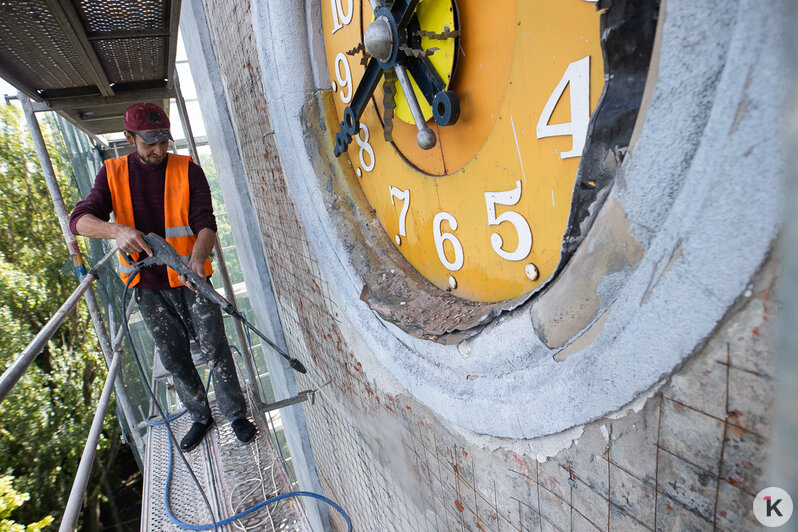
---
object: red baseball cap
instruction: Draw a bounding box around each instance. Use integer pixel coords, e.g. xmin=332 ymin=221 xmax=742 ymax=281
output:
xmin=123 ymin=102 xmax=173 ymax=144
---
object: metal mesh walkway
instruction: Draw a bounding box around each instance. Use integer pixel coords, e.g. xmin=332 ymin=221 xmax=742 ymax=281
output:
xmin=142 ymin=401 xmax=312 ymax=531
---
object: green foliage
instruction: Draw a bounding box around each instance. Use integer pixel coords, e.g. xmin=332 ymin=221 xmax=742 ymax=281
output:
xmin=0 ymin=476 xmax=54 ymax=531
xmin=0 ymin=104 xmax=119 ymax=528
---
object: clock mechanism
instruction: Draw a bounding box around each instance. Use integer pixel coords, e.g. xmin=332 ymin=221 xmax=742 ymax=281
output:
xmin=333 ymin=0 xmax=460 ymax=156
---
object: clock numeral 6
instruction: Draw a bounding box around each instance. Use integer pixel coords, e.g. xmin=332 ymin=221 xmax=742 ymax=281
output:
xmin=536 ymin=56 xmax=590 ymax=159
xmin=329 ymin=0 xmax=353 ymax=34
xmin=485 ymin=180 xmax=533 ymax=261
xmin=433 ymin=212 xmax=464 ymax=272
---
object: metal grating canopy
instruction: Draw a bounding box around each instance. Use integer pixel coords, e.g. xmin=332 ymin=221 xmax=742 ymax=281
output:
xmin=0 ymin=0 xmax=181 ymax=136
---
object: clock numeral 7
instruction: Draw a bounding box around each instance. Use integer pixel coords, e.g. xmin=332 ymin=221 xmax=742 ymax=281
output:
xmin=536 ymin=56 xmax=590 ymax=159
xmin=485 ymin=180 xmax=533 ymax=261
xmin=389 ymin=186 xmax=410 ymax=239
xmin=329 ymin=0 xmax=353 ymax=34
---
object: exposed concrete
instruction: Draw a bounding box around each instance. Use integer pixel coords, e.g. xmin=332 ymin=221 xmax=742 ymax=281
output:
xmin=250 ymin=0 xmax=787 ymax=440
xmin=180 ymin=2 xmax=328 ymax=529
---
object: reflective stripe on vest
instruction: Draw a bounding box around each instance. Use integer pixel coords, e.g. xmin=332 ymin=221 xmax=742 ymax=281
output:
xmin=105 ymin=154 xmax=213 ymax=288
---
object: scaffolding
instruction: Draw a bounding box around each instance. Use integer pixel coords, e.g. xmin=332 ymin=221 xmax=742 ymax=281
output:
xmin=0 ymin=1 xmax=319 ymax=528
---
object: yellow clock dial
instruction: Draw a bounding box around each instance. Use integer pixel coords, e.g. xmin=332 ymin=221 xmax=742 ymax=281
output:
xmin=322 ymin=0 xmax=604 ymax=302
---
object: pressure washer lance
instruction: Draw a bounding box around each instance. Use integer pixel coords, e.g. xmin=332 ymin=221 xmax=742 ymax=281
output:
xmin=130 ymin=232 xmax=307 ymax=374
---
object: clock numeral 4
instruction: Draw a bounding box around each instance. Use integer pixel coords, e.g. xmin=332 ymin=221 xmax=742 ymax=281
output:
xmin=485 ymin=180 xmax=533 ymax=261
xmin=536 ymin=56 xmax=590 ymax=159
xmin=389 ymin=186 xmax=410 ymax=238
xmin=433 ymin=212 xmax=464 ymax=271
xmin=334 ymin=52 xmax=353 ymax=104
xmin=329 ymin=0 xmax=353 ymax=34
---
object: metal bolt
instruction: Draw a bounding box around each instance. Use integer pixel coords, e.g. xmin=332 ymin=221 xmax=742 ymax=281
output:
xmin=332 ymin=81 xmax=338 ymax=92
xmin=448 ymin=275 xmax=457 ymax=289
xmin=395 ymin=235 xmax=402 ymax=246
xmin=364 ymin=16 xmax=394 ymax=62
xmin=525 ymin=263 xmax=539 ymax=281
xmin=356 ymin=167 xmax=362 ymax=178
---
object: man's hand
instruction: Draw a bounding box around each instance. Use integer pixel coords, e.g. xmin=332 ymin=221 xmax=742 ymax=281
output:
xmin=75 ymin=215 xmax=153 ymax=258
xmin=114 ymin=225 xmax=153 ymax=257
xmin=179 ymin=256 xmax=206 ymax=294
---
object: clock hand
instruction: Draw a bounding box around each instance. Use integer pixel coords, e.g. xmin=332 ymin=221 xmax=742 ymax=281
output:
xmin=334 ymin=57 xmax=382 ymax=157
xmin=395 ymin=63 xmax=436 ymax=149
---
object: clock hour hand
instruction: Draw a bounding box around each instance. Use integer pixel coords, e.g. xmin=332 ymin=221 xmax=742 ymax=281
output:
xmin=334 ymin=57 xmax=382 ymax=157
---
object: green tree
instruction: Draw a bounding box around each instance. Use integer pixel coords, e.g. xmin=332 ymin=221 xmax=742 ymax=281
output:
xmin=0 ymin=104 xmax=127 ymax=530
xmin=0 ymin=475 xmax=53 ymax=531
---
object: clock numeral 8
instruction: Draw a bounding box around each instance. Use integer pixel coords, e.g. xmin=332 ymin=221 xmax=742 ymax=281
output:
xmin=356 ymin=124 xmax=375 ymax=172
xmin=329 ymin=0 xmax=353 ymax=34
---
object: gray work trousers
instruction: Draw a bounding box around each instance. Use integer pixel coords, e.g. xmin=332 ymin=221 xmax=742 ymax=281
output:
xmin=136 ymin=284 xmax=247 ymax=424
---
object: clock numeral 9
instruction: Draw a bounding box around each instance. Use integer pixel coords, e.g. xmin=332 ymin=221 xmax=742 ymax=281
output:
xmin=536 ymin=56 xmax=590 ymax=159
xmin=485 ymin=180 xmax=533 ymax=261
xmin=389 ymin=186 xmax=410 ymax=238
xmin=433 ymin=212 xmax=464 ymax=271
xmin=334 ymin=52 xmax=353 ymax=104
xmin=329 ymin=0 xmax=353 ymax=34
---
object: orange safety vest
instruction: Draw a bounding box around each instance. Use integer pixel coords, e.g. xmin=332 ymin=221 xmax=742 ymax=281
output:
xmin=105 ymin=154 xmax=213 ymax=288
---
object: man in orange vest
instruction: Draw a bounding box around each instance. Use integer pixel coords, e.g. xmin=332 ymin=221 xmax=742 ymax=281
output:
xmin=69 ymin=102 xmax=256 ymax=452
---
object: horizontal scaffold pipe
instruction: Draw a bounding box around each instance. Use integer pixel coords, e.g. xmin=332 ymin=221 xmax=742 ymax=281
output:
xmin=0 ymin=247 xmax=117 ymax=404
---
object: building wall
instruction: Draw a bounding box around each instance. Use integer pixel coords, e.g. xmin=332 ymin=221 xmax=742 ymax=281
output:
xmin=194 ymin=0 xmax=786 ymax=529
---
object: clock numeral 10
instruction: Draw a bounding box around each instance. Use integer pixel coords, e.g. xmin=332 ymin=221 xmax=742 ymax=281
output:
xmin=329 ymin=0 xmax=353 ymax=34
xmin=536 ymin=56 xmax=590 ymax=159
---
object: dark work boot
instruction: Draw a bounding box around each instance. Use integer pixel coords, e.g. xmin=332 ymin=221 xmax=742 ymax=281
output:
xmin=180 ymin=419 xmax=214 ymax=452
xmin=231 ymin=418 xmax=256 ymax=444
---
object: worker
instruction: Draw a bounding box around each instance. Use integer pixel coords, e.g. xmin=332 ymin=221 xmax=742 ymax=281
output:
xmin=69 ymin=102 xmax=256 ymax=451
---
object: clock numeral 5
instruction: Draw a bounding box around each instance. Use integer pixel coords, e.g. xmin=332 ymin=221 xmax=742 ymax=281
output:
xmin=485 ymin=180 xmax=533 ymax=261
xmin=536 ymin=56 xmax=590 ymax=159
xmin=329 ymin=0 xmax=353 ymax=34
xmin=433 ymin=212 xmax=464 ymax=271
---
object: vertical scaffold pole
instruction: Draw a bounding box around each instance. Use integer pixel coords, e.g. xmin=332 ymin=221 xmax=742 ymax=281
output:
xmin=171 ymin=71 xmax=262 ymax=396
xmin=18 ymin=94 xmax=114 ymax=362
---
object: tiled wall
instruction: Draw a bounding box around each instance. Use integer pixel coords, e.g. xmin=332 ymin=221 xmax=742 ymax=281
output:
xmin=200 ymin=1 xmax=778 ymax=529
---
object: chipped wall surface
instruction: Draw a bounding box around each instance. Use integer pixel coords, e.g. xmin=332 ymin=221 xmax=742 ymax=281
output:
xmin=191 ymin=0 xmax=789 ymax=529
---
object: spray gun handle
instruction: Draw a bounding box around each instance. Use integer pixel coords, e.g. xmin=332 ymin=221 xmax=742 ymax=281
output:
xmin=141 ymin=233 xmax=230 ymax=307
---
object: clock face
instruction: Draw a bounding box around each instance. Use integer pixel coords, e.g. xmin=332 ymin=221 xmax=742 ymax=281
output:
xmin=321 ymin=0 xmax=605 ymax=302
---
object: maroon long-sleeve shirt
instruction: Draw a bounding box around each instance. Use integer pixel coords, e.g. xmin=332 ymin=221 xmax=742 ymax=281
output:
xmin=69 ymin=152 xmax=217 ymax=290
